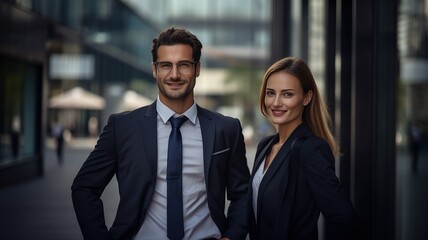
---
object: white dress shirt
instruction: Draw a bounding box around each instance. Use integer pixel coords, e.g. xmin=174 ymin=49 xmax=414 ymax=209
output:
xmin=134 ymin=97 xmax=221 ymax=239
xmin=252 ymin=158 xmax=266 ymax=222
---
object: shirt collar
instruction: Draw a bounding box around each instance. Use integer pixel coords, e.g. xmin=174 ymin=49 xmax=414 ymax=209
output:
xmin=156 ymin=96 xmax=197 ymax=125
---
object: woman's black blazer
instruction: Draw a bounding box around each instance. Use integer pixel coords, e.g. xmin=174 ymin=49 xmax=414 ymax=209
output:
xmin=248 ymin=123 xmax=358 ymax=239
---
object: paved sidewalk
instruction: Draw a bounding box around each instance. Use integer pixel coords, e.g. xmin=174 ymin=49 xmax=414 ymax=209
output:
xmin=0 ymin=143 xmax=120 ymax=240
xmin=0 ymin=139 xmax=256 ymax=240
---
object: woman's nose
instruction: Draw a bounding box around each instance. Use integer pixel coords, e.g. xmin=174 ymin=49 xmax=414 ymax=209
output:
xmin=273 ymin=96 xmax=282 ymax=106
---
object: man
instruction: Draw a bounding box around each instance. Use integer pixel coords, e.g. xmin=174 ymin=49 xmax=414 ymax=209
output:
xmin=52 ymin=120 xmax=65 ymax=163
xmin=71 ymin=27 xmax=250 ymax=240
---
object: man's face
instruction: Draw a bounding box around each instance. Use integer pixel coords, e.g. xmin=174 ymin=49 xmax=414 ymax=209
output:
xmin=152 ymin=44 xmax=200 ymax=105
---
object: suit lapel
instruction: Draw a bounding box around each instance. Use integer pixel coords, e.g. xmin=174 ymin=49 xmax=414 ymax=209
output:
xmin=255 ymin=123 xmax=309 ymax=192
xmin=140 ymin=102 xmax=158 ymax=172
xmin=254 ymin=124 xmax=309 ymax=221
xmin=197 ymin=107 xmax=215 ymax=182
xmin=252 ymin=135 xmax=277 ymax=175
xmin=256 ymin=141 xmax=292 ymax=220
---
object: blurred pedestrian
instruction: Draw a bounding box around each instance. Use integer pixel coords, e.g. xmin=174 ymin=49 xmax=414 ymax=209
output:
xmin=408 ymin=121 xmax=421 ymax=174
xmin=88 ymin=116 xmax=99 ymax=137
xmin=248 ymin=57 xmax=359 ymax=239
xmin=10 ymin=115 xmax=20 ymax=158
xmin=52 ymin=121 xmax=65 ymax=164
xmin=72 ymin=27 xmax=250 ymax=240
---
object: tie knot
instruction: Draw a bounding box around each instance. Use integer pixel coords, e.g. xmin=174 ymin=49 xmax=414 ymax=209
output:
xmin=169 ymin=116 xmax=187 ymax=129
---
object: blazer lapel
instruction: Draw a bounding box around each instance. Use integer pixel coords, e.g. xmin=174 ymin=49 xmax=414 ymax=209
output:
xmin=140 ymin=102 xmax=158 ymax=172
xmin=197 ymin=107 xmax=215 ymax=181
xmin=252 ymin=135 xmax=277 ymax=175
xmin=256 ymin=124 xmax=310 ymax=204
xmin=256 ymin=141 xmax=293 ymax=220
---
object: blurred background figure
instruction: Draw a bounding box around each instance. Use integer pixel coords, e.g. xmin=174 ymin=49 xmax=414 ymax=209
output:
xmin=87 ymin=117 xmax=99 ymax=137
xmin=10 ymin=115 xmax=20 ymax=158
xmin=51 ymin=121 xmax=65 ymax=164
xmin=408 ymin=121 xmax=422 ymax=174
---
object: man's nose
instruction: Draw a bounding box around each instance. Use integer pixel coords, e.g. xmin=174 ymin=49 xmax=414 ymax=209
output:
xmin=169 ymin=64 xmax=181 ymax=78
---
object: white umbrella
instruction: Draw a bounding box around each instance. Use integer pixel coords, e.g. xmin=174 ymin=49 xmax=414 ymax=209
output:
xmin=49 ymin=87 xmax=105 ymax=110
xmin=120 ymin=90 xmax=153 ymax=111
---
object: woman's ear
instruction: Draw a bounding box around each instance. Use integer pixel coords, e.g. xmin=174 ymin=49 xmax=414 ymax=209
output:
xmin=304 ymin=90 xmax=313 ymax=106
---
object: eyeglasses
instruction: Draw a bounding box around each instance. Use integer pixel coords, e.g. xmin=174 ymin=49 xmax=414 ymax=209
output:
xmin=154 ymin=61 xmax=197 ymax=75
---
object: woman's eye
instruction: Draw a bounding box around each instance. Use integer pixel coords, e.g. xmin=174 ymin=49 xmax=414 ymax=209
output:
xmin=266 ymin=91 xmax=275 ymax=96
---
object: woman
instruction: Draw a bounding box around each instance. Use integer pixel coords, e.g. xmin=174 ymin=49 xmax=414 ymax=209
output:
xmin=249 ymin=57 xmax=358 ymax=239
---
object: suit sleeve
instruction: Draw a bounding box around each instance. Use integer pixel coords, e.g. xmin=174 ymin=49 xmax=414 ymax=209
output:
xmin=71 ymin=114 xmax=118 ymax=240
xmin=223 ymin=118 xmax=251 ymax=240
xmin=301 ymin=138 xmax=359 ymax=239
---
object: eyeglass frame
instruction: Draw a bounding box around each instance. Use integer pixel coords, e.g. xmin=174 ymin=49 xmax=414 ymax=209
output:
xmin=153 ymin=60 xmax=198 ymax=75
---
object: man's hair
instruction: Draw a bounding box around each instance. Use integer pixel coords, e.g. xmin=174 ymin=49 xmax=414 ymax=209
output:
xmin=151 ymin=27 xmax=203 ymax=63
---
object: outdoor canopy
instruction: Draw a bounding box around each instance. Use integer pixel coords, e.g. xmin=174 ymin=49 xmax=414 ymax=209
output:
xmin=119 ymin=90 xmax=153 ymax=111
xmin=49 ymin=87 xmax=105 ymax=110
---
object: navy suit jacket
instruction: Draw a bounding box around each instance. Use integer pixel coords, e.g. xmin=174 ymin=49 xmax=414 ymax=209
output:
xmin=72 ymin=102 xmax=250 ymax=240
xmin=248 ymin=124 xmax=358 ymax=240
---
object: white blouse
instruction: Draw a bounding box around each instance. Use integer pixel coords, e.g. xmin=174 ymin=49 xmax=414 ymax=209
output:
xmin=252 ymin=158 xmax=267 ymax=221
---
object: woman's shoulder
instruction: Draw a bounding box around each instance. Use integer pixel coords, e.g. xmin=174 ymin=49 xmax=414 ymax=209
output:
xmin=303 ymin=134 xmax=328 ymax=146
xmin=293 ymin=125 xmax=328 ymax=149
xmin=298 ymin=134 xmax=335 ymax=168
xmin=297 ymin=134 xmax=331 ymax=157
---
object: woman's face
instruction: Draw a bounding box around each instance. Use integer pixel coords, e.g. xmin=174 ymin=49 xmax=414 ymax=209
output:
xmin=264 ymin=72 xmax=311 ymax=129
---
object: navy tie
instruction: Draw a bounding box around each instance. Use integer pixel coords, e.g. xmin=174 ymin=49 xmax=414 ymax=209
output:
xmin=167 ymin=116 xmax=187 ymax=240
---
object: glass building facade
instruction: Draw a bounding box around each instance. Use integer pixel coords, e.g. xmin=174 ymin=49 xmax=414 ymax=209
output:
xmin=0 ymin=0 xmax=159 ymax=186
xmin=0 ymin=1 xmax=47 ymax=185
xmin=0 ymin=0 xmax=271 ymax=184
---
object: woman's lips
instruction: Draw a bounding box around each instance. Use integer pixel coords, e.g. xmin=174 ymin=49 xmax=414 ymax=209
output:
xmin=271 ymin=109 xmax=287 ymax=116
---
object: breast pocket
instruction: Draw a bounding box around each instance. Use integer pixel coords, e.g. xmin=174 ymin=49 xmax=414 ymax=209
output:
xmin=211 ymin=148 xmax=230 ymax=168
xmin=212 ymin=148 xmax=230 ymax=156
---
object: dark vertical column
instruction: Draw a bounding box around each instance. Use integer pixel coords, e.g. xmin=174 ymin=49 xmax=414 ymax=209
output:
xmin=349 ymin=0 xmax=398 ymax=239
xmin=301 ymin=0 xmax=309 ymax=62
xmin=322 ymin=2 xmax=339 ymax=239
xmin=325 ymin=0 xmax=336 ymax=138
xmin=338 ymin=0 xmax=353 ymax=198
xmin=352 ymin=0 xmax=375 ymax=239
xmin=335 ymin=1 xmax=357 ymax=239
xmin=373 ymin=0 xmax=398 ymax=239
xmin=270 ymin=0 xmax=292 ymax=62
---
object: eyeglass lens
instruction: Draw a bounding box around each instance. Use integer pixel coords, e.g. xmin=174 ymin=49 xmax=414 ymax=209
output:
xmin=156 ymin=61 xmax=195 ymax=74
